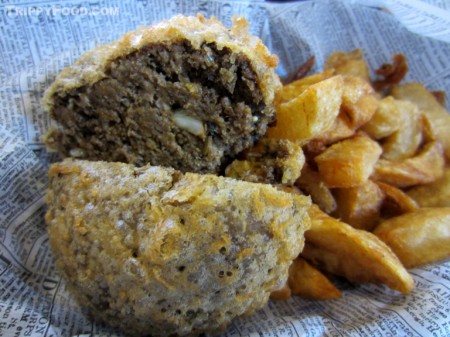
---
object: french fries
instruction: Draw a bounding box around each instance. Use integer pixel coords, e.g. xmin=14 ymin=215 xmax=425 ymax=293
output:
xmin=295 ymin=165 xmax=337 ymax=213
xmin=373 ymin=208 xmax=450 ymax=268
xmin=333 ymin=180 xmax=384 ymax=231
xmin=271 ymin=256 xmax=342 ymax=301
xmin=233 ymin=49 xmax=450 ymax=302
xmin=267 ymin=76 xmax=343 ymax=143
xmin=381 ymin=99 xmax=423 ymax=161
xmin=391 ymin=82 xmax=450 ymax=160
xmin=311 ymin=111 xmax=355 ymax=145
xmin=373 ymin=54 xmax=408 ymax=91
xmin=372 ymin=140 xmax=445 ymax=188
xmin=277 ymin=70 xmax=335 ymax=103
xmin=288 ymin=257 xmax=342 ymax=300
xmin=324 ymin=49 xmax=370 ymax=81
xmin=406 ymin=168 xmax=450 ymax=207
xmin=341 ymin=76 xmax=378 ymax=129
xmin=315 ymin=134 xmax=382 ymax=188
xmin=376 ymin=182 xmax=419 ymax=216
xmin=303 ymin=206 xmax=414 ymax=294
xmin=270 ymin=256 xmax=342 ymax=301
xmin=270 ymin=283 xmax=292 ymax=301
xmin=362 ymin=96 xmax=401 ymax=140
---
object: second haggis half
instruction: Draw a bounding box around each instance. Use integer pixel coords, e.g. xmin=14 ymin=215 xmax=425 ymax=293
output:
xmin=43 ymin=14 xmax=281 ymax=173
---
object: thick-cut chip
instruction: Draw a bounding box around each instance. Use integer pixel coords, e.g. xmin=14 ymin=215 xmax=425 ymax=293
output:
xmin=324 ymin=49 xmax=370 ymax=81
xmin=270 ymin=283 xmax=292 ymax=301
xmin=431 ymin=90 xmax=446 ymax=107
xmin=333 ymin=180 xmax=384 ymax=231
xmin=315 ymin=134 xmax=382 ymax=188
xmin=302 ymin=206 xmax=414 ymax=294
xmin=372 ymin=140 xmax=445 ymax=188
xmin=296 ymin=165 xmax=337 ymax=214
xmin=363 ymin=96 xmax=401 ymax=140
xmin=302 ymin=138 xmax=328 ymax=160
xmin=373 ymin=54 xmax=408 ymax=91
xmin=406 ymin=168 xmax=450 ymax=207
xmin=376 ymin=182 xmax=419 ymax=217
xmin=288 ymin=257 xmax=342 ymax=300
xmin=267 ymin=76 xmax=343 ymax=143
xmin=381 ymin=99 xmax=423 ymax=161
xmin=282 ymin=56 xmax=316 ymax=85
xmin=224 ymin=138 xmax=305 ymax=185
xmin=278 ymin=70 xmax=335 ymax=103
xmin=373 ymin=208 xmax=450 ymax=268
xmin=421 ymin=112 xmax=438 ymax=142
xmin=341 ymin=76 xmax=379 ymax=129
xmin=310 ymin=111 xmax=356 ymax=146
xmin=391 ymin=82 xmax=450 ymax=160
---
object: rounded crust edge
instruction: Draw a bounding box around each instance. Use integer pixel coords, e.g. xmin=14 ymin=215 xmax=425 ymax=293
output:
xmin=42 ymin=14 xmax=281 ymax=113
xmin=45 ymin=159 xmax=311 ymax=336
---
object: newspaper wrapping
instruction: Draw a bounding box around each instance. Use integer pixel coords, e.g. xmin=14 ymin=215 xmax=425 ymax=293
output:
xmin=0 ymin=0 xmax=449 ymax=336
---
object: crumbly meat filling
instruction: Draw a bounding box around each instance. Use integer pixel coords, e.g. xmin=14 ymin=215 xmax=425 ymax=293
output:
xmin=48 ymin=40 xmax=273 ymax=173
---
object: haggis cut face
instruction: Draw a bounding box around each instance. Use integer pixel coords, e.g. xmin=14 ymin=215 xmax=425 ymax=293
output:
xmin=46 ymin=40 xmax=273 ymax=173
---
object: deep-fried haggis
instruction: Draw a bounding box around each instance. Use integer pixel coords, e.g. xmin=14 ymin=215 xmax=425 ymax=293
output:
xmin=45 ymin=159 xmax=311 ymax=337
xmin=43 ymin=15 xmax=281 ymax=174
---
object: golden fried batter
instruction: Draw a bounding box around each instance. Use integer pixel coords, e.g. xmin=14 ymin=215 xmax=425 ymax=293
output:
xmin=45 ymin=159 xmax=311 ymax=336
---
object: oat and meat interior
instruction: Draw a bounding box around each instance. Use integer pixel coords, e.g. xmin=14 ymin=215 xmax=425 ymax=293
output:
xmin=43 ymin=15 xmax=281 ymax=173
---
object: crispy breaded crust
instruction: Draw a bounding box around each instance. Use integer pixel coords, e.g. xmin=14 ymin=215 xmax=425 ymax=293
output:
xmin=45 ymin=159 xmax=310 ymax=336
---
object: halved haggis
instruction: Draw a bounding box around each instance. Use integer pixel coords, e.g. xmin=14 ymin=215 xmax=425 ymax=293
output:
xmin=45 ymin=159 xmax=311 ymax=336
xmin=43 ymin=15 xmax=281 ymax=173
